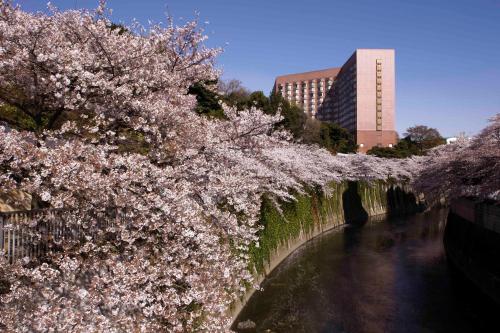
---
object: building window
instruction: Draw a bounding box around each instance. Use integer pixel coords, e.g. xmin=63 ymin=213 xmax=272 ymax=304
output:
xmin=376 ymin=60 xmax=383 ymax=131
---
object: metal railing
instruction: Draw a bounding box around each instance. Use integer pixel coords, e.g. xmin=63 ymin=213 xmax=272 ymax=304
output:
xmin=0 ymin=209 xmax=69 ymax=264
xmin=0 ymin=208 xmax=122 ymax=264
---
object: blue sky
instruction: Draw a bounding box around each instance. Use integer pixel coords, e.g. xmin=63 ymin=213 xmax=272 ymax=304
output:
xmin=19 ymin=0 xmax=500 ymax=137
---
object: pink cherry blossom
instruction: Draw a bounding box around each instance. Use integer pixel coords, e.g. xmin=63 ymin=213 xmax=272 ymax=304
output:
xmin=0 ymin=1 xmax=498 ymax=332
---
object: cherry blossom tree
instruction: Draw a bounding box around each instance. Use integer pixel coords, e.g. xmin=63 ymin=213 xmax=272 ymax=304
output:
xmin=0 ymin=1 xmax=497 ymax=332
xmin=413 ymin=114 xmax=500 ymax=204
xmin=0 ymin=2 xmax=250 ymax=331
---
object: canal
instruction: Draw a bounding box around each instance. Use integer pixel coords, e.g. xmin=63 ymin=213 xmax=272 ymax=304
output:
xmin=234 ymin=208 xmax=500 ymax=333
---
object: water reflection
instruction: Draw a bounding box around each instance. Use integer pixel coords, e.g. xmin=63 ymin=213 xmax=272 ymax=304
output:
xmin=234 ymin=209 xmax=500 ymax=333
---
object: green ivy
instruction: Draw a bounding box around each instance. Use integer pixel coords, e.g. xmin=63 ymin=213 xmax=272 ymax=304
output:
xmin=248 ymin=183 xmax=342 ymax=274
xmin=0 ymin=104 xmax=37 ymax=131
xmin=247 ymin=180 xmax=422 ymax=275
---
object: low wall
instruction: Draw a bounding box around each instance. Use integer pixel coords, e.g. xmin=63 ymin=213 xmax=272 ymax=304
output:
xmin=0 ymin=190 xmax=32 ymax=212
xmin=444 ymin=198 xmax=500 ymax=304
xmin=230 ymin=180 xmax=424 ymax=324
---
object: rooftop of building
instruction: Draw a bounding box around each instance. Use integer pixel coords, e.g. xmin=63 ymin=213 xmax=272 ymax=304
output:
xmin=355 ymin=48 xmax=395 ymax=51
xmin=274 ymin=67 xmax=341 ymax=84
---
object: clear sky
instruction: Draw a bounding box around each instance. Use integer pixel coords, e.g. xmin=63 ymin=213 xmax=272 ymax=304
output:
xmin=19 ymin=0 xmax=500 ymax=137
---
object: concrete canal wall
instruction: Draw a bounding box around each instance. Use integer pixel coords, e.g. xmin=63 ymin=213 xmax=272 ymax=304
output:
xmin=230 ymin=180 xmax=425 ymax=324
xmin=444 ymin=197 xmax=500 ymax=304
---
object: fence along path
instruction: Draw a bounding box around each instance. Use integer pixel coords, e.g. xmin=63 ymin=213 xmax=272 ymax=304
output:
xmin=0 ymin=208 xmax=121 ymax=264
xmin=1 ymin=209 xmax=67 ymax=264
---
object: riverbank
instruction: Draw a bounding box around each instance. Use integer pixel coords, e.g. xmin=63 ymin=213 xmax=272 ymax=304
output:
xmin=233 ymin=208 xmax=500 ymax=333
xmin=444 ymin=198 xmax=500 ymax=304
xmin=230 ymin=180 xmax=425 ymax=325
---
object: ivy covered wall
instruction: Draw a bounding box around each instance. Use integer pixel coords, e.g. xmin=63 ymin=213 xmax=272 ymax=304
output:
xmin=248 ymin=180 xmax=424 ymax=275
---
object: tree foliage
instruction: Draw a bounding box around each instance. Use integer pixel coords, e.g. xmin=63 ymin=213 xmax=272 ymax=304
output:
xmin=265 ymin=92 xmax=306 ymax=139
xmin=368 ymin=125 xmax=445 ymax=158
xmin=322 ymin=122 xmax=357 ymax=153
xmin=413 ymin=115 xmax=500 ymax=203
xmin=0 ymin=2 xmax=497 ymax=332
xmin=218 ymin=79 xmax=250 ymax=99
xmin=187 ymin=80 xmax=226 ymax=119
xmin=404 ymin=125 xmax=446 ymax=151
xmin=367 ymin=137 xmax=420 ymax=158
xmin=214 ymin=84 xmax=356 ymax=151
xmin=0 ymin=2 xmax=422 ymax=331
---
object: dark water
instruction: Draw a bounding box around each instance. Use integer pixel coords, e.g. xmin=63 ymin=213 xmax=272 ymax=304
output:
xmin=234 ymin=209 xmax=500 ymax=333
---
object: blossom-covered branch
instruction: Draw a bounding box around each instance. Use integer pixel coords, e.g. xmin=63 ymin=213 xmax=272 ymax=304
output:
xmin=412 ymin=114 xmax=500 ymax=203
xmin=0 ymin=1 xmax=498 ymax=332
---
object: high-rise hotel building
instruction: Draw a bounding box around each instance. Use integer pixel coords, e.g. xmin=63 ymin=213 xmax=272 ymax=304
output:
xmin=273 ymin=49 xmax=397 ymax=152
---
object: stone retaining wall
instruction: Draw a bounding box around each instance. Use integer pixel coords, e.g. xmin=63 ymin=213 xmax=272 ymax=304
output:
xmin=444 ymin=198 xmax=500 ymax=304
xmin=230 ymin=180 xmax=424 ymax=324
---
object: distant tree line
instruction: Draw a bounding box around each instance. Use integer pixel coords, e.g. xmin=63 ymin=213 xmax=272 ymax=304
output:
xmin=188 ymin=79 xmax=357 ymax=154
xmin=367 ymin=125 xmax=446 ymax=158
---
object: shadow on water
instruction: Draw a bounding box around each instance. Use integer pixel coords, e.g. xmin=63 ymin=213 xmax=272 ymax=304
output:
xmin=233 ymin=208 xmax=500 ymax=333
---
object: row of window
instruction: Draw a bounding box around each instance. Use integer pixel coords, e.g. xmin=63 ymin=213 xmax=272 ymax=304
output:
xmin=280 ymin=88 xmax=332 ymax=97
xmin=284 ymin=90 xmax=326 ymax=96
xmin=376 ymin=59 xmax=383 ymax=131
xmin=282 ymin=94 xmax=326 ymax=102
xmin=278 ymin=78 xmax=335 ymax=90
xmin=279 ymin=60 xmax=389 ymax=128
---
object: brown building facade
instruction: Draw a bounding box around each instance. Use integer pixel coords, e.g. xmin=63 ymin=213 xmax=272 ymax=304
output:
xmin=273 ymin=49 xmax=397 ymax=153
